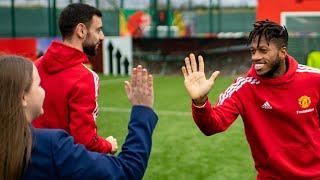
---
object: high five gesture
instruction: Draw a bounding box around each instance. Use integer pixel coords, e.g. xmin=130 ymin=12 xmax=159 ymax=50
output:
xmin=181 ymin=53 xmax=220 ymax=106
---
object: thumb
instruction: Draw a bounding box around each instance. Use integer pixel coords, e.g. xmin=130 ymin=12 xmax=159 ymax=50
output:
xmin=124 ymin=81 xmax=131 ymax=97
xmin=208 ymin=71 xmax=220 ymax=83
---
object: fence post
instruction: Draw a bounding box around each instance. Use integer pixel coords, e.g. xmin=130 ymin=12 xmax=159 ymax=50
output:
xmin=166 ymin=0 xmax=171 ymax=38
xmin=52 ymin=0 xmax=57 ymax=36
xmin=209 ymin=0 xmax=213 ymax=35
xmin=96 ymin=0 xmax=99 ymax=8
xmin=11 ymin=0 xmax=16 ymax=37
xmin=150 ymin=0 xmax=158 ymax=38
xmin=48 ymin=0 xmax=52 ymax=36
xmin=217 ymin=0 xmax=221 ymax=33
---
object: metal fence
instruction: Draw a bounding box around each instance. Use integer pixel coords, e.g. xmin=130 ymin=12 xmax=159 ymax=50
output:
xmin=0 ymin=0 xmax=255 ymax=38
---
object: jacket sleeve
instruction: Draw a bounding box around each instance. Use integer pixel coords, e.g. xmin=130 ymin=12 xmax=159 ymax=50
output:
xmin=68 ymin=72 xmax=111 ymax=153
xmin=192 ymin=81 xmax=242 ymax=136
xmin=52 ymin=106 xmax=158 ymax=180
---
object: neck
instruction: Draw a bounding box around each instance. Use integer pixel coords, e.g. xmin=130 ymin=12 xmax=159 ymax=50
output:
xmin=25 ymin=111 xmax=33 ymax=123
xmin=270 ymin=58 xmax=287 ymax=78
xmin=63 ymin=38 xmax=83 ymax=52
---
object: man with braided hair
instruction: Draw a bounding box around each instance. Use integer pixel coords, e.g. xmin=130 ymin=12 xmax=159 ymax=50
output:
xmin=182 ymin=20 xmax=320 ymax=178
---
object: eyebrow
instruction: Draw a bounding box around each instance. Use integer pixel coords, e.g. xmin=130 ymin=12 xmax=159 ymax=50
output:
xmin=250 ymin=46 xmax=269 ymax=50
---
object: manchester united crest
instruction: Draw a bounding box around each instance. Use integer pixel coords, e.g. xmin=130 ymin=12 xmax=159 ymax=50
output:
xmin=298 ymin=96 xmax=311 ymax=109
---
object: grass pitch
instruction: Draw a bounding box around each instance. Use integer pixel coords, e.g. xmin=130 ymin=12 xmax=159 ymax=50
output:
xmin=96 ymin=75 xmax=256 ymax=179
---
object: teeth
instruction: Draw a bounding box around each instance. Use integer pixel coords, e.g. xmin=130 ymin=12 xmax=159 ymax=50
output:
xmin=254 ymin=64 xmax=264 ymax=70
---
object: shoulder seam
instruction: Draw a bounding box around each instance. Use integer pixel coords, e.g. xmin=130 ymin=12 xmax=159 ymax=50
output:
xmin=297 ymin=64 xmax=320 ymax=74
xmin=217 ymin=77 xmax=259 ymax=105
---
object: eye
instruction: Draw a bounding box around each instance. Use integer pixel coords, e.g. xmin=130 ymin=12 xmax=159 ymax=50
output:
xmin=97 ymin=28 xmax=103 ymax=33
xmin=250 ymin=49 xmax=256 ymax=54
xmin=260 ymin=49 xmax=268 ymax=53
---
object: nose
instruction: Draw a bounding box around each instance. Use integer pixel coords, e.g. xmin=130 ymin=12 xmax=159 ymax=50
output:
xmin=251 ymin=51 xmax=262 ymax=62
xmin=100 ymin=31 xmax=105 ymax=41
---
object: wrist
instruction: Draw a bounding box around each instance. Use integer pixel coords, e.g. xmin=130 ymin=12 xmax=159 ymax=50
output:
xmin=192 ymin=96 xmax=208 ymax=106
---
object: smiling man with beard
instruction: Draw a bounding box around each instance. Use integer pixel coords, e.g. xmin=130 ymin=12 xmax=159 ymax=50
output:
xmin=182 ymin=20 xmax=320 ymax=179
xmin=32 ymin=3 xmax=117 ymax=154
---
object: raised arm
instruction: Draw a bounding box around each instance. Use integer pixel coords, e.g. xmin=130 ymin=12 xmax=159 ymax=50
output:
xmin=52 ymin=65 xmax=157 ymax=180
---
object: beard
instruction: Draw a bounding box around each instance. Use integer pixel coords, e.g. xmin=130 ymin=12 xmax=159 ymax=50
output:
xmin=262 ymin=55 xmax=282 ymax=78
xmin=83 ymin=34 xmax=98 ymax=56
xmin=83 ymin=42 xmax=97 ymax=57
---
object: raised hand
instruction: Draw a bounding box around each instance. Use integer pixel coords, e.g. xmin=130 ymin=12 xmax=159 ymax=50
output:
xmin=105 ymin=136 xmax=118 ymax=154
xmin=181 ymin=53 xmax=220 ymax=106
xmin=124 ymin=65 xmax=154 ymax=109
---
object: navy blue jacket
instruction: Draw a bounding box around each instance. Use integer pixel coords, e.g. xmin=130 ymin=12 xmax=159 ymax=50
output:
xmin=23 ymin=106 xmax=158 ymax=180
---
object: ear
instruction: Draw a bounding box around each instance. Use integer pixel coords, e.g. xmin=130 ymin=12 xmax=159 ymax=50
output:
xmin=279 ymin=46 xmax=287 ymax=60
xmin=75 ymin=23 xmax=87 ymax=39
xmin=22 ymin=92 xmax=28 ymax=108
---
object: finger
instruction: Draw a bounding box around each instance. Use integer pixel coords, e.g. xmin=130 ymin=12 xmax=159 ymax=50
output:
xmin=142 ymin=68 xmax=148 ymax=85
xmin=208 ymin=71 xmax=220 ymax=83
xmin=189 ymin=53 xmax=197 ymax=72
xmin=136 ymin=65 xmax=143 ymax=87
xmin=198 ymin=55 xmax=204 ymax=73
xmin=124 ymin=81 xmax=131 ymax=97
xmin=147 ymin=74 xmax=153 ymax=96
xmin=184 ymin=57 xmax=192 ymax=75
xmin=181 ymin=66 xmax=188 ymax=78
xmin=131 ymin=68 xmax=137 ymax=87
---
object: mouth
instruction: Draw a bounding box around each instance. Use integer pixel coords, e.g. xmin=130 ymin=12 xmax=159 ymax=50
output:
xmin=95 ymin=43 xmax=100 ymax=49
xmin=254 ymin=63 xmax=265 ymax=71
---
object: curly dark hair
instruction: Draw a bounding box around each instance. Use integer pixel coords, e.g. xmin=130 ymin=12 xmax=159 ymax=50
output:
xmin=248 ymin=19 xmax=288 ymax=48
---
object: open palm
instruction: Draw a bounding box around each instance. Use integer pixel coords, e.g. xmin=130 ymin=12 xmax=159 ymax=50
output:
xmin=182 ymin=54 xmax=220 ymax=102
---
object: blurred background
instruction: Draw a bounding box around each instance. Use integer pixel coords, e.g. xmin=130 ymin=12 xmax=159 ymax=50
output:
xmin=2 ymin=0 xmax=320 ymax=76
xmin=1 ymin=0 xmax=320 ymax=179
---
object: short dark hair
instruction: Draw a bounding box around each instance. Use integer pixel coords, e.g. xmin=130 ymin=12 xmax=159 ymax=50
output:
xmin=248 ymin=19 xmax=288 ymax=48
xmin=58 ymin=3 xmax=102 ymax=39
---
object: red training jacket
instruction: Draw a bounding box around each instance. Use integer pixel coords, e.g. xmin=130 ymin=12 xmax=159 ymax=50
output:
xmin=32 ymin=41 xmax=112 ymax=153
xmin=192 ymin=55 xmax=320 ymax=179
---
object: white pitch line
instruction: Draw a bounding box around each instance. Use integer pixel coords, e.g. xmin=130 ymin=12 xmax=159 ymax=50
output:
xmin=100 ymin=107 xmax=191 ymax=116
xmin=100 ymin=78 xmax=128 ymax=85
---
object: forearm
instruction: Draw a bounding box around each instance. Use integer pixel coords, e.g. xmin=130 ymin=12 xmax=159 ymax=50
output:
xmin=192 ymin=100 xmax=220 ymax=135
xmin=192 ymin=99 xmax=240 ymax=135
xmin=117 ymin=106 xmax=158 ymax=180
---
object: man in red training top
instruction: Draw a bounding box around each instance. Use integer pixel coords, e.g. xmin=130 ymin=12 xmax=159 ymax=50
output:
xmin=32 ymin=3 xmax=117 ymax=154
xmin=182 ymin=20 xmax=320 ymax=179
